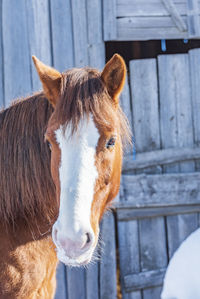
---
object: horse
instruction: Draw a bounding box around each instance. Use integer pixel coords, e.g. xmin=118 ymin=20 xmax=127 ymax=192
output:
xmin=0 ymin=54 xmax=131 ymax=298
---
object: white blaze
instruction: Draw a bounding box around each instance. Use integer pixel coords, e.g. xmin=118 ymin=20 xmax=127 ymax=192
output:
xmin=55 ymin=117 xmax=99 ymax=239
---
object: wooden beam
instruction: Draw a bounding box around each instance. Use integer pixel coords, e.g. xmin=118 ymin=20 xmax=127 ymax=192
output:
xmin=116 ymin=204 xmax=200 ymax=221
xmin=124 ymin=268 xmax=166 ymax=292
xmin=122 ymin=147 xmax=200 ymax=172
xmin=187 ymin=0 xmax=200 ymax=37
xmin=121 ymin=173 xmax=200 ymax=206
xmin=103 ymin=0 xmax=117 ymax=41
xmin=161 ymin=0 xmax=187 ymax=31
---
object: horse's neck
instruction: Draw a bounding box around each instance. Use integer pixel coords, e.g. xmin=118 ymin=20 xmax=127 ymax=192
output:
xmin=0 ymin=219 xmax=58 ymax=299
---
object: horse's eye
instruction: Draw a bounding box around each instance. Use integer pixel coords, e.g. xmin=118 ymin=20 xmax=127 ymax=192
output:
xmin=106 ymin=136 xmax=116 ymax=149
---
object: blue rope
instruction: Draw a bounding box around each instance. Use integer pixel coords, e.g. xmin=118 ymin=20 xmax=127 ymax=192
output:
xmin=161 ymin=39 xmax=166 ymax=52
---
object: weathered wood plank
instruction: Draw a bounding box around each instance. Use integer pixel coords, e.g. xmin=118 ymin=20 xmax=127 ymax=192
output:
xmin=117 ymin=26 xmax=187 ymax=41
xmin=139 ymin=217 xmax=167 ymax=280
xmin=87 ymin=0 xmax=103 ymax=44
xmin=103 ymin=0 xmax=117 ymax=41
xmin=2 ymin=0 xmax=32 ymax=105
xmin=55 ymin=263 xmax=67 ymax=299
xmin=123 ymin=147 xmax=200 ymax=172
xmin=158 ymin=53 xmax=194 ymax=172
xmin=120 ymin=75 xmax=133 ymax=132
xmin=117 ymin=15 xmax=188 ymax=28
xmin=26 ymin=0 xmax=52 ymax=91
xmin=116 ymin=204 xmax=200 ymax=221
xmin=124 ymin=268 xmax=166 ymax=292
xmin=122 ymin=172 xmax=200 ymax=206
xmin=71 ymin=0 xmax=88 ymax=66
xmin=50 ymin=0 xmax=74 ymax=71
xmin=158 ymin=53 xmax=198 ymax=259
xmin=129 ymin=57 xmax=165 ymax=299
xmin=100 ymin=212 xmax=117 ymax=299
xmin=117 ymin=0 xmax=195 ymax=4
xmin=120 ymin=75 xmax=133 ymax=156
xmin=117 ymin=220 xmax=141 ymax=299
xmin=162 ymin=0 xmax=187 ymax=31
xmin=189 ymin=48 xmax=200 ymax=171
xmin=117 ymin=3 xmax=188 ymax=17
xmin=187 ymin=0 xmax=200 ymax=37
xmin=66 ymin=268 xmax=86 ymax=299
xmin=166 ymin=213 xmax=199 ymax=257
xmin=130 ymin=59 xmax=160 ymax=154
xmin=85 ymin=263 xmax=99 ymax=299
xmin=88 ymin=43 xmax=105 ymax=70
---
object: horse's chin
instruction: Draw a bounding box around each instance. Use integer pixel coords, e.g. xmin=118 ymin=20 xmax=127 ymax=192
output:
xmin=56 ymin=248 xmax=95 ymax=267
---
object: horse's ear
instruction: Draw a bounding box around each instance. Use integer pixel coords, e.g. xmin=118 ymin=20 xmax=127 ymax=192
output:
xmin=101 ymin=54 xmax=126 ymax=105
xmin=32 ymin=56 xmax=62 ymax=107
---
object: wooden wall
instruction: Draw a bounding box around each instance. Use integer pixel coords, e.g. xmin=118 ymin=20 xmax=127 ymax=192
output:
xmin=117 ymin=49 xmax=200 ymax=298
xmin=0 ymin=0 xmax=105 ymax=108
xmin=103 ymin=0 xmax=200 ymax=41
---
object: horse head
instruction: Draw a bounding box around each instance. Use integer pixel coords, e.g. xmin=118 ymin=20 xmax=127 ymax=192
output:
xmin=32 ymin=54 xmax=130 ymax=266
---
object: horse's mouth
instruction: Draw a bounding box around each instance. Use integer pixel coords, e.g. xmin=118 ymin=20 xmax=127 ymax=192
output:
xmin=55 ymin=247 xmax=94 ymax=267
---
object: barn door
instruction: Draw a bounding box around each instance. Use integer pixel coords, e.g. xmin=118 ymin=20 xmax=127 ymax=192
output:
xmin=103 ymin=0 xmax=200 ymax=41
xmin=117 ymin=49 xmax=200 ymax=298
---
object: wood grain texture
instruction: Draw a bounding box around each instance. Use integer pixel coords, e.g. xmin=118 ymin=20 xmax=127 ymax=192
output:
xmin=123 ymin=147 xmax=200 ymax=172
xmin=117 ymin=25 xmax=187 ymax=41
xmin=130 ymin=59 xmax=160 ymax=154
xmin=123 ymin=57 xmax=166 ymax=299
xmin=189 ymin=48 xmax=200 ymax=171
xmin=100 ymin=212 xmax=117 ymax=299
xmin=71 ymin=0 xmax=89 ymax=66
xmin=158 ymin=53 xmax=194 ymax=173
xmin=158 ymin=53 xmax=198 ymax=259
xmin=55 ymin=263 xmax=67 ymax=299
xmin=122 ymin=172 xmax=200 ymax=206
xmin=88 ymin=43 xmax=105 ymax=70
xmin=50 ymin=0 xmax=74 ymax=71
xmin=87 ymin=0 xmax=103 ymax=44
xmin=2 ymin=0 xmax=32 ymax=105
xmin=116 ymin=204 xmax=200 ymax=221
xmin=85 ymin=263 xmax=99 ymax=299
xmin=117 ymin=2 xmax=187 ymax=17
xmin=117 ymin=15 xmax=188 ymax=28
xmin=117 ymin=220 xmax=141 ymax=299
xmin=26 ymin=0 xmax=52 ymax=91
xmin=161 ymin=0 xmax=187 ymax=31
xmin=187 ymin=0 xmax=200 ymax=37
xmin=103 ymin=0 xmax=117 ymax=40
xmin=120 ymin=75 xmax=133 ymax=133
xmin=124 ymin=268 xmax=166 ymax=292
xmin=66 ymin=268 xmax=86 ymax=299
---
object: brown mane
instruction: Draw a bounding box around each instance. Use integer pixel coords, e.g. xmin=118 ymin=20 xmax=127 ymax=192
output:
xmin=0 ymin=67 xmax=131 ymax=225
xmin=0 ymin=93 xmax=56 ymax=225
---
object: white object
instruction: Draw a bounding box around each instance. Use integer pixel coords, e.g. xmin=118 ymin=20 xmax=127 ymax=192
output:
xmin=161 ymin=228 xmax=200 ymax=299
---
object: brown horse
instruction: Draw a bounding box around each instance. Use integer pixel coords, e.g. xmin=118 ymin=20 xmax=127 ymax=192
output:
xmin=0 ymin=54 xmax=131 ymax=298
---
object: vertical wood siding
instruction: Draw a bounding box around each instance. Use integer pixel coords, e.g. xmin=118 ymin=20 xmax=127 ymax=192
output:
xmin=118 ymin=50 xmax=200 ymax=298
